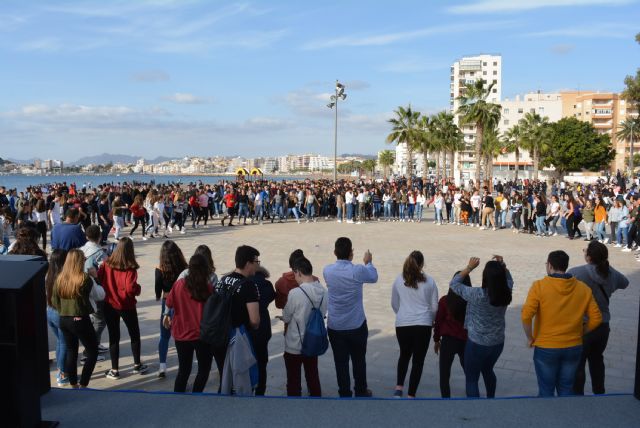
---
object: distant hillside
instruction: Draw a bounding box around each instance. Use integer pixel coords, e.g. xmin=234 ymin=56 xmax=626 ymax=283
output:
xmin=70 ymin=153 xmax=175 ymax=166
xmin=0 ymin=157 xmax=13 ymax=165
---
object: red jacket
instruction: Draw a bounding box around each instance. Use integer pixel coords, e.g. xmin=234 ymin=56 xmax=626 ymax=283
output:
xmin=166 ymin=278 xmax=212 ymax=341
xmin=433 ymin=296 xmax=467 ymax=342
xmin=98 ymin=264 xmax=141 ymax=310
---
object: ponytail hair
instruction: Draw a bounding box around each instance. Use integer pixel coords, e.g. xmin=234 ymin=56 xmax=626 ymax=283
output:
xmin=586 ymin=241 xmax=609 ymax=278
xmin=482 ymin=260 xmax=512 ymax=307
xmin=402 ymin=251 xmax=426 ymax=289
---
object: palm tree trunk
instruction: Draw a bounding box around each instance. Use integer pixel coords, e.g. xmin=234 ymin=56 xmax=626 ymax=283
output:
xmin=440 ymin=151 xmax=446 ymax=179
xmin=514 ymin=146 xmax=520 ymax=181
xmin=448 ymin=150 xmax=455 ymax=180
xmin=475 ymin=124 xmax=484 ymax=188
xmin=435 ymin=152 xmax=441 ymax=180
xmin=533 ymin=146 xmax=539 ymax=180
xmin=406 ymin=148 xmax=413 ymax=177
xmin=422 ymin=150 xmax=429 ymax=181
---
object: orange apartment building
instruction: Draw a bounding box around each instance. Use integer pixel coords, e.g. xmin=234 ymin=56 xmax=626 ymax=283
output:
xmin=561 ymin=91 xmax=639 ymax=171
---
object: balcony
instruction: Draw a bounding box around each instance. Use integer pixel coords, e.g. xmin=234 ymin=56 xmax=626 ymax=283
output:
xmin=459 ymin=60 xmax=482 ymax=71
xmin=592 ymin=109 xmax=613 ymax=118
xmin=593 ymin=120 xmax=613 ymax=128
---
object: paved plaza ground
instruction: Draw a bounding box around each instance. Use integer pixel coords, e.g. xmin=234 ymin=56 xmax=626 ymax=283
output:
xmin=48 ymin=210 xmax=640 ymax=398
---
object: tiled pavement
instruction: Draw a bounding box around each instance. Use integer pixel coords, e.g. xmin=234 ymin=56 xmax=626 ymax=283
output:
xmin=49 ymin=210 xmax=640 ymax=398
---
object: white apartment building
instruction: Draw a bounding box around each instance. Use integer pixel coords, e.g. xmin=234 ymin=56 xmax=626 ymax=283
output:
xmin=393 ymin=142 xmax=425 ymax=177
xmin=494 ymin=92 xmax=563 ymax=179
xmin=450 ymin=54 xmax=502 ymax=184
xmin=263 ymin=157 xmax=277 ymax=173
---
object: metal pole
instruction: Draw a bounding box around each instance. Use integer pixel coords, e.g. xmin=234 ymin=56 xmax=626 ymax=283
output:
xmin=630 ymin=122 xmax=635 ymax=180
xmin=334 ymin=81 xmax=338 ymax=182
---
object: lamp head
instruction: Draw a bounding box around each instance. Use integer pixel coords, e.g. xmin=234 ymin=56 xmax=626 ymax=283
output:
xmin=327 ymin=102 xmax=335 ymax=109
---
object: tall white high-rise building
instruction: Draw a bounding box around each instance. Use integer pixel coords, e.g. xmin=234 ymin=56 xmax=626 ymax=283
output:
xmin=450 ymin=54 xmax=502 ymax=184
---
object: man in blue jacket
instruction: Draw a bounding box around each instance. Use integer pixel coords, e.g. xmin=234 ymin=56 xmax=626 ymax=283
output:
xmin=51 ymin=207 xmax=87 ymax=251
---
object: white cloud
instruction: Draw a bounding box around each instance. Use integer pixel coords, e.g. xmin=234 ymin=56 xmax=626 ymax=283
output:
xmin=447 ymin=0 xmax=634 ymax=14
xmin=131 ymin=70 xmax=170 ymax=82
xmin=163 ymin=93 xmax=211 ymax=104
xmin=302 ymin=21 xmax=515 ymax=50
xmin=379 ymin=59 xmax=449 ymax=73
xmin=524 ymin=23 xmax=637 ymax=38
xmin=550 ymin=44 xmax=575 ymax=55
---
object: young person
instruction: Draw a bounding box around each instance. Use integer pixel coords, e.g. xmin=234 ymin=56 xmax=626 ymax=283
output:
xmin=323 ymin=237 xmax=378 ymax=397
xmin=46 ymin=249 xmax=69 ymax=386
xmin=155 ymin=240 xmax=188 ymax=378
xmin=433 ymin=272 xmax=471 ymax=398
xmin=51 ymin=249 xmax=104 ymax=388
xmin=390 ymin=251 xmax=438 ymax=398
xmin=282 ymin=256 xmax=327 ymax=397
xmin=568 ymin=241 xmax=630 ymax=395
xmin=164 ymin=254 xmax=214 ymax=393
xmin=98 ymin=237 xmax=148 ymax=379
xmin=449 ymin=256 xmax=513 ymax=398
xmin=522 ymin=250 xmax=602 ymax=397
xmin=250 ymin=265 xmax=276 ymax=395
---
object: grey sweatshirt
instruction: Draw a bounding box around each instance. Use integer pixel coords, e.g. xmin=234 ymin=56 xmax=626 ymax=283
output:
xmin=567 ymin=264 xmax=629 ymax=323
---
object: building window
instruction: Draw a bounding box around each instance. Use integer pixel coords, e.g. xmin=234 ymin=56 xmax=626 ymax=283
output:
xmin=504 ymin=119 xmax=509 ymax=125
xmin=492 ymin=88 xmax=497 ymax=93
xmin=530 ymin=108 xmax=535 ymax=113
xmin=483 ymin=71 xmax=487 ymax=75
xmin=538 ymin=107 xmax=544 ymax=114
xmin=483 ymin=62 xmax=487 ymax=66
xmin=493 ymin=61 xmax=497 ymax=66
xmin=504 ymin=108 xmax=510 ymax=114
xmin=492 ymin=79 xmax=497 ymax=84
xmin=493 ymin=70 xmax=497 ymax=75
xmin=492 ymin=98 xmax=497 ymax=102
xmin=518 ymin=108 xmax=523 ymax=114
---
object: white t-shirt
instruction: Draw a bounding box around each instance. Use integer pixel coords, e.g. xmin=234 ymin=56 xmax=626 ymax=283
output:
xmin=471 ymin=195 xmax=481 ymax=208
xmin=550 ymin=201 xmax=560 ymax=216
xmin=391 ymin=273 xmax=438 ymax=327
xmin=345 ymin=191 xmax=354 ymax=204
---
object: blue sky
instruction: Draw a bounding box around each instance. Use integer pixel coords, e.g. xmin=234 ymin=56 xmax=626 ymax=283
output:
xmin=0 ymin=0 xmax=638 ymax=162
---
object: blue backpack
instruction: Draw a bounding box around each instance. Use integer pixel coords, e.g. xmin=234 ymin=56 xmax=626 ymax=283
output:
xmin=298 ymin=288 xmax=328 ymax=357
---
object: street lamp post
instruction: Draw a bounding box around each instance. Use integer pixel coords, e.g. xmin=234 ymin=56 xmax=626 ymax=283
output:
xmin=630 ymin=121 xmax=635 ymax=177
xmin=327 ymin=80 xmax=347 ymax=182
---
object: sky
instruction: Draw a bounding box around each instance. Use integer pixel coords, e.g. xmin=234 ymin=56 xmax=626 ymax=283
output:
xmin=0 ymin=0 xmax=638 ymax=162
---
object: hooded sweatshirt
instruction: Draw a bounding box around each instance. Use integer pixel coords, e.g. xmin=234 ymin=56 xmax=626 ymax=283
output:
xmin=522 ymin=275 xmax=602 ymax=348
xmin=281 ymin=280 xmax=327 ymax=355
xmin=567 ymin=264 xmax=629 ymax=323
xmin=274 ymin=271 xmax=318 ymax=309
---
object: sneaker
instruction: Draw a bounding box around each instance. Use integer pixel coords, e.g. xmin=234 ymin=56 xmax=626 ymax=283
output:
xmin=56 ymin=373 xmax=70 ymax=387
xmin=142 ymin=236 xmax=148 ymax=241
xmin=98 ymin=345 xmax=109 ymax=353
xmin=393 ymin=390 xmax=403 ymax=399
xmin=105 ymin=369 xmax=120 ymax=380
xmin=167 ymin=226 xmax=173 ymax=233
xmin=80 ymin=354 xmax=106 ymax=364
xmin=553 ymin=232 xmax=558 ymax=236
xmin=614 ymin=244 xmax=622 ymax=248
xmin=622 ymin=247 xmax=632 ymax=252
xmin=133 ymin=364 xmax=148 ymax=375
xmin=157 ymin=370 xmax=166 ymax=378
xmin=221 ymin=218 xmax=226 ymax=226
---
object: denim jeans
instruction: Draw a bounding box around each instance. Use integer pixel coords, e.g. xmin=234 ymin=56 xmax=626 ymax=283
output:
xmin=616 ymin=226 xmax=628 ymax=246
xmin=415 ymin=204 xmax=423 ymax=220
xmin=238 ymin=203 xmax=249 ymax=220
xmin=399 ymin=204 xmax=406 ymax=219
xmin=501 ymin=210 xmax=507 ymax=227
xmin=384 ymin=203 xmax=392 ymax=219
xmin=346 ymin=204 xmax=353 ymax=221
xmin=464 ymin=339 xmax=504 ymax=398
xmin=158 ymin=299 xmax=172 ymax=364
xmin=536 ymin=215 xmax=547 ymax=235
xmin=595 ymin=221 xmax=607 ymax=241
xmin=328 ymin=321 xmax=368 ymax=397
xmin=306 ymin=203 xmax=315 ymax=219
xmin=407 ymin=204 xmax=414 ymax=219
xmin=275 ymin=203 xmax=284 ymax=219
xmin=373 ymin=202 xmax=381 ymax=218
xmin=548 ymin=215 xmax=560 ymax=234
xmin=435 ymin=208 xmax=443 ymax=223
xmin=337 ymin=205 xmax=343 ymax=221
xmin=533 ymin=345 xmax=582 ymax=397
xmin=494 ymin=210 xmax=502 ymax=228
xmin=47 ymin=306 xmax=67 ymax=373
xmin=254 ymin=204 xmax=263 ymax=221
xmin=287 ymin=207 xmax=299 ymax=220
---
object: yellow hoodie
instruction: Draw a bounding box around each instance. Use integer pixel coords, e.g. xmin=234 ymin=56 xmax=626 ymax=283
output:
xmin=521 ymin=275 xmax=602 ymax=348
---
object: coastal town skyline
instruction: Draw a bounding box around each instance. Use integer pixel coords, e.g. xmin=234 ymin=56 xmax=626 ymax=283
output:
xmin=1 ymin=0 xmax=639 ymax=160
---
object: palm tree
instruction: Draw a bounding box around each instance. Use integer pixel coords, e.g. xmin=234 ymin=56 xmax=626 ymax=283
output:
xmin=481 ymin=127 xmax=503 ymax=187
xmin=502 ymin=124 xmax=523 ymax=181
xmin=378 ymin=149 xmax=395 ymax=178
xmin=617 ymin=117 xmax=640 ymax=172
xmin=417 ymin=114 xmax=439 ymax=180
xmin=519 ymin=112 xmax=551 ymax=180
xmin=387 ymin=105 xmax=421 ymax=177
xmin=361 ymin=159 xmax=377 ymax=177
xmin=456 ymin=79 xmax=502 ymax=186
xmin=433 ymin=111 xmax=464 ymax=180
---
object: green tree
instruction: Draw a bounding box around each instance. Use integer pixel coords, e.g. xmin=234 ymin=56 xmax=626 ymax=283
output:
xmin=617 ymin=117 xmax=640 ymax=172
xmin=361 ymin=159 xmax=377 ymax=177
xmin=433 ymin=111 xmax=464 ymax=179
xmin=417 ymin=114 xmax=439 ymax=180
xmin=481 ymin=127 xmax=503 ymax=187
xmin=541 ymin=117 xmax=616 ymax=176
xmin=502 ymin=124 xmax=523 ymax=181
xmin=519 ymin=112 xmax=551 ymax=180
xmin=622 ymin=33 xmax=640 ymax=112
xmin=387 ymin=105 xmax=421 ymax=177
xmin=456 ymin=78 xmax=502 ymax=185
xmin=378 ymin=149 xmax=395 ymax=177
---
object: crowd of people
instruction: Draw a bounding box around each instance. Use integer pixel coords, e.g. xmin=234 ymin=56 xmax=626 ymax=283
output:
xmin=0 ymin=175 xmax=633 ymax=398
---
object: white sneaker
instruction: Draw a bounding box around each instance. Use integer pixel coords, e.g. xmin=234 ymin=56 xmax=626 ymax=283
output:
xmin=480 ymin=226 xmax=486 ymax=230
xmin=553 ymin=232 xmax=558 ymax=236
xmin=622 ymin=247 xmax=632 ymax=252
xmin=142 ymin=237 xmax=148 ymax=241
xmin=180 ymin=229 xmax=186 ymax=234
xmin=167 ymin=226 xmax=172 ymax=233
xmin=614 ymin=244 xmax=622 ymax=248
xmin=603 ymin=238 xmax=609 ymax=244
xmin=493 ymin=227 xmax=497 ymax=231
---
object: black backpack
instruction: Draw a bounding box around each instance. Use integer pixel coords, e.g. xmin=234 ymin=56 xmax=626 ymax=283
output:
xmin=200 ymin=281 xmax=241 ymax=348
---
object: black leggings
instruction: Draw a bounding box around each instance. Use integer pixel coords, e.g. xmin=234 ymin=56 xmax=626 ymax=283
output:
xmin=60 ymin=315 xmax=98 ymax=386
xmin=174 ymin=340 xmax=214 ymax=393
xmin=395 ymin=325 xmax=432 ymax=397
xmin=130 ymin=216 xmax=146 ymax=237
xmin=104 ymin=304 xmax=142 ymax=370
xmin=439 ymin=335 xmax=466 ymax=398
xmin=36 ymin=220 xmax=47 ymax=250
